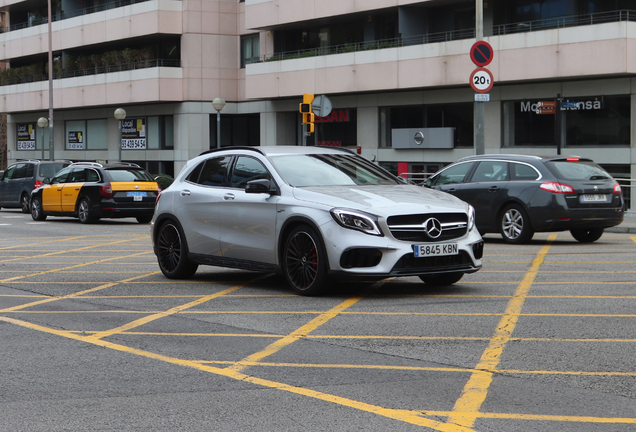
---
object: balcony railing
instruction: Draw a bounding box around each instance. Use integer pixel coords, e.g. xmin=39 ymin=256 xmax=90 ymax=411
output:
xmin=0 ymin=59 xmax=180 ymax=86
xmin=493 ymin=9 xmax=636 ymax=35
xmin=0 ymin=0 xmax=153 ymax=33
xmin=261 ymin=9 xmax=636 ymax=63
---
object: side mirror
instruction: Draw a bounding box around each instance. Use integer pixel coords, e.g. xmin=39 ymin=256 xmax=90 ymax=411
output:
xmin=424 ymin=179 xmax=433 ymax=188
xmin=43 ymin=177 xmax=51 ymax=185
xmin=245 ymin=179 xmax=276 ymax=195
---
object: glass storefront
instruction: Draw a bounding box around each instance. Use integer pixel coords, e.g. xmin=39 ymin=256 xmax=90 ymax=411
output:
xmin=502 ymin=95 xmax=630 ymax=147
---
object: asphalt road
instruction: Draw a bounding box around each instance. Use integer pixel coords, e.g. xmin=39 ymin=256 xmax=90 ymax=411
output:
xmin=1 ymin=209 xmax=635 ymax=432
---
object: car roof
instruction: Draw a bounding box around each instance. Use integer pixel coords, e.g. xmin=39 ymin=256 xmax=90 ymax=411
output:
xmin=200 ymin=145 xmax=355 ymax=157
xmin=457 ymin=154 xmax=592 ymax=163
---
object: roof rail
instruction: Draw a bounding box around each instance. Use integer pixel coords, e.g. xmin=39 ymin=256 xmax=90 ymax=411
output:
xmin=199 ymin=146 xmax=265 ymax=157
xmin=68 ymin=162 xmax=103 ymax=168
xmin=109 ymin=162 xmax=141 ymax=168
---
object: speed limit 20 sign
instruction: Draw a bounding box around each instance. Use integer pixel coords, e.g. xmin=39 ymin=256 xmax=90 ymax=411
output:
xmin=470 ymin=68 xmax=494 ymax=93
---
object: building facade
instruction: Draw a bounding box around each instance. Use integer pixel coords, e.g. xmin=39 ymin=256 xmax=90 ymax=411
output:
xmin=1 ymin=0 xmax=635 ymax=207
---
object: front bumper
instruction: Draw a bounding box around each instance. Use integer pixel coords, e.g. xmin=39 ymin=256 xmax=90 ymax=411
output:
xmin=320 ymin=220 xmax=483 ymax=279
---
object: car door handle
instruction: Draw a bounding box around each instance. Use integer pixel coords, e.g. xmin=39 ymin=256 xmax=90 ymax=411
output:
xmin=180 ymin=190 xmax=191 ymax=197
xmin=445 ymin=187 xmax=457 ymax=192
xmin=223 ymin=193 xmax=235 ymax=201
xmin=57 ymin=188 xmax=62 ymax=191
xmin=488 ymin=186 xmax=499 ymax=192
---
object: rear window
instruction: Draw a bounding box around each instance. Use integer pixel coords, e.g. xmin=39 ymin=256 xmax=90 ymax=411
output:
xmin=108 ymin=169 xmax=154 ymax=182
xmin=38 ymin=163 xmax=68 ymax=179
xmin=545 ymin=160 xmax=613 ymax=181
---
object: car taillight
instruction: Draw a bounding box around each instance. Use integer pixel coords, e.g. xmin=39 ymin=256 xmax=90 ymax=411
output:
xmin=155 ymin=190 xmax=162 ymax=207
xmin=613 ymin=183 xmax=622 ymax=193
xmin=539 ymin=182 xmax=575 ymax=193
xmin=100 ymin=184 xmax=113 ymax=197
xmin=34 ymin=180 xmax=44 ymax=189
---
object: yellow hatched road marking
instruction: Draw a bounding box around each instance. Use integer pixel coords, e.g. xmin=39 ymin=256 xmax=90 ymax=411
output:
xmin=0 ymin=315 xmax=478 ymax=432
xmin=0 ymin=236 xmax=150 ymax=266
xmin=0 ymin=265 xmax=159 ymax=313
xmin=228 ymin=294 xmax=367 ymax=373
xmin=447 ymin=233 xmax=557 ymax=430
xmin=84 ymin=275 xmax=272 ymax=342
xmin=0 ymin=235 xmax=89 ymax=250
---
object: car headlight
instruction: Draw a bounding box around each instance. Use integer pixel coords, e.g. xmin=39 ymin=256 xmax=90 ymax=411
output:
xmin=468 ymin=205 xmax=475 ymax=231
xmin=330 ymin=208 xmax=383 ymax=236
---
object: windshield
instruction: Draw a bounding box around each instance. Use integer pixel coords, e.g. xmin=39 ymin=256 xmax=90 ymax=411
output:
xmin=270 ymin=154 xmax=399 ymax=187
xmin=545 ymin=160 xmax=612 ymax=181
xmin=108 ymin=169 xmax=154 ymax=182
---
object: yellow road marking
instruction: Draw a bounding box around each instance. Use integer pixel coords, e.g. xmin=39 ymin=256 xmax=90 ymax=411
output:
xmin=0 ymin=235 xmax=90 ymax=251
xmin=0 ymin=236 xmax=150 ymax=266
xmin=448 ymin=233 xmax=557 ymax=429
xmin=84 ymin=275 xmax=272 ymax=342
xmin=0 ymin=267 xmax=159 ymax=313
xmin=0 ymin=315 xmax=478 ymax=432
xmin=228 ymin=294 xmax=366 ymax=372
xmin=420 ymin=410 xmax=636 ymax=424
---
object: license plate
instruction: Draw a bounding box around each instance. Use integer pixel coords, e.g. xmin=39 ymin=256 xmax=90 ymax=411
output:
xmin=581 ymin=194 xmax=607 ymax=202
xmin=414 ymin=243 xmax=458 ymax=258
xmin=127 ymin=191 xmax=147 ymax=198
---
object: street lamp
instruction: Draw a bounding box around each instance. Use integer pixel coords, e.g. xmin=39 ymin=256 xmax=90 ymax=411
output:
xmin=212 ymin=97 xmax=226 ymax=148
xmin=114 ymin=108 xmax=127 ymax=162
xmin=37 ymin=117 xmax=49 ymax=160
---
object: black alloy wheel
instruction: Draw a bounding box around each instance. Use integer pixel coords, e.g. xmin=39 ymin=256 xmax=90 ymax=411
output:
xmin=78 ymin=198 xmax=96 ymax=224
xmin=31 ymin=196 xmax=47 ymax=221
xmin=283 ymin=225 xmax=328 ymax=296
xmin=21 ymin=194 xmax=30 ymax=213
xmin=156 ymin=221 xmax=198 ymax=279
xmin=570 ymin=227 xmax=604 ymax=243
xmin=499 ymin=204 xmax=534 ymax=244
xmin=419 ymin=272 xmax=464 ymax=286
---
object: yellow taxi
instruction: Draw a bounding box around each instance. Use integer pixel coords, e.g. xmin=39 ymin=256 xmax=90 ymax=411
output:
xmin=30 ymin=162 xmax=160 ymax=223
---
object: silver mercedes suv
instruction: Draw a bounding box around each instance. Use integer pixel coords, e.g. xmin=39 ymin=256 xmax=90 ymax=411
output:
xmin=151 ymin=146 xmax=483 ymax=295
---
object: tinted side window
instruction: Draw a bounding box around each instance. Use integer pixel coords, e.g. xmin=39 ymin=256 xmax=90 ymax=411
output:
xmin=470 ymin=161 xmax=508 ymax=182
xmin=431 ymin=162 xmax=475 ymax=186
xmin=69 ymin=169 xmax=88 ymax=182
xmin=186 ymin=162 xmax=204 ymax=183
xmin=2 ymin=165 xmax=16 ymax=180
xmin=25 ymin=163 xmax=35 ymax=178
xmin=511 ymin=163 xmax=540 ymax=181
xmin=197 ymin=156 xmax=232 ymax=187
xmin=13 ymin=164 xmax=27 ymax=179
xmin=231 ymin=156 xmax=270 ymax=188
xmin=86 ymin=169 xmax=101 ymax=182
xmin=51 ymin=168 xmax=72 ymax=184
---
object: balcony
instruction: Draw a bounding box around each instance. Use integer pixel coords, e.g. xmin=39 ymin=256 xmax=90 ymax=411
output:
xmin=245 ymin=10 xmax=636 ymax=99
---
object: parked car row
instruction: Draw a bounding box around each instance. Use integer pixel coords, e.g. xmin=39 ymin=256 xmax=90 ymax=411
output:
xmin=2 ymin=150 xmax=624 ymax=296
xmin=0 ymin=159 xmax=160 ymax=224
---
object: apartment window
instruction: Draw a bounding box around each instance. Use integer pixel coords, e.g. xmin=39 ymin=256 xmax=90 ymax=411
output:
xmin=210 ymin=114 xmax=260 ymax=148
xmin=241 ymin=34 xmax=260 ymax=68
xmin=147 ymin=116 xmax=174 ymax=149
xmin=379 ymin=104 xmax=473 ymax=148
xmin=502 ymin=95 xmax=630 ymax=147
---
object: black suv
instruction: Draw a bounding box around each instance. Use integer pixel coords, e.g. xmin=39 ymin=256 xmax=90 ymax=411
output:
xmin=0 ymin=160 xmax=70 ymax=212
xmin=425 ymin=154 xmax=624 ymax=243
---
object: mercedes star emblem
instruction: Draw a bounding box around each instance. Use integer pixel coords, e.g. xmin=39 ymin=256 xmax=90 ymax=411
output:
xmin=424 ymin=218 xmax=442 ymax=239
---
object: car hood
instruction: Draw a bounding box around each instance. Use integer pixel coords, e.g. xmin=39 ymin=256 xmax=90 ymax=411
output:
xmin=292 ymin=185 xmax=468 ymax=215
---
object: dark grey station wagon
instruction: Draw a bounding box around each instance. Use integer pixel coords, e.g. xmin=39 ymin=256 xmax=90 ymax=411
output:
xmin=425 ymin=154 xmax=624 ymax=243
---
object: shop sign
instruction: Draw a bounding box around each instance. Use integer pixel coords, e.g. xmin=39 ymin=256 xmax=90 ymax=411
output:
xmin=521 ymin=98 xmax=603 ymax=114
xmin=17 ymin=123 xmax=36 ymax=150
xmin=121 ymin=118 xmax=147 ymax=150
xmin=68 ymin=131 xmax=84 ymax=150
xmin=315 ymin=109 xmax=349 ymax=123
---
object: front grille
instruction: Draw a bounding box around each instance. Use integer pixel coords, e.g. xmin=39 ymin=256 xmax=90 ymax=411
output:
xmin=387 ymin=213 xmax=468 ymax=242
xmin=392 ymin=251 xmax=473 ymax=275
